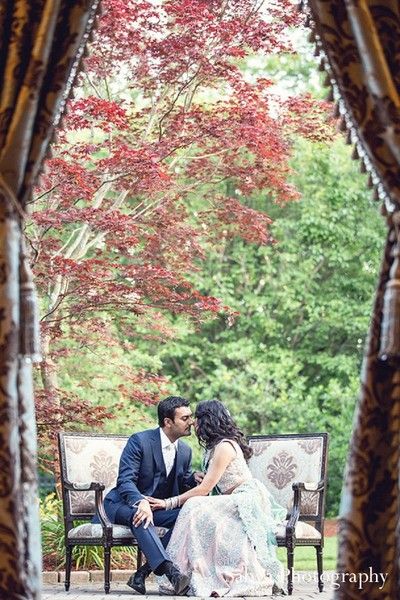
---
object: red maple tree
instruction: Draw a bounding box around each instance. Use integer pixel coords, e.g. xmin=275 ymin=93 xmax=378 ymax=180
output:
xmin=29 ymin=0 xmax=327 ymax=464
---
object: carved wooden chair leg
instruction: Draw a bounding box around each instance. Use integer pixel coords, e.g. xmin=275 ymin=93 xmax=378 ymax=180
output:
xmin=316 ymin=546 xmax=324 ymax=592
xmin=104 ymin=546 xmax=111 ymax=594
xmin=287 ymin=546 xmax=294 ymax=595
xmin=65 ymin=546 xmax=73 ymax=591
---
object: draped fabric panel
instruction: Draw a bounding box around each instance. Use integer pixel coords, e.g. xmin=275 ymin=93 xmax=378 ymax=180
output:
xmin=0 ymin=1 xmax=100 ymax=598
xmin=304 ymin=1 xmax=400 ymax=598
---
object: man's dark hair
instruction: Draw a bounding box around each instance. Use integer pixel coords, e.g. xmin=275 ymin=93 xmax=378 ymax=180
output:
xmin=158 ymin=396 xmax=189 ymax=427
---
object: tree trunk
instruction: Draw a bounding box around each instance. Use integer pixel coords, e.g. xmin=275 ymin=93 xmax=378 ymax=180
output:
xmin=40 ymin=330 xmax=59 ymax=398
xmin=39 ymin=327 xmax=63 ymax=492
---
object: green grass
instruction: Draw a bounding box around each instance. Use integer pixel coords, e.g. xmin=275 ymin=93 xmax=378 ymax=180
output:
xmin=277 ymin=537 xmax=338 ymax=571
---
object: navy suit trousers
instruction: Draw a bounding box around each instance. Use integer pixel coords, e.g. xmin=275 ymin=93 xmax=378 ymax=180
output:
xmin=110 ymin=502 xmax=180 ymax=571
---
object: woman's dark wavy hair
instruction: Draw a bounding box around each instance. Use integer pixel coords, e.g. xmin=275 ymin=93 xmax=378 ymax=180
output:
xmin=194 ymin=399 xmax=253 ymax=461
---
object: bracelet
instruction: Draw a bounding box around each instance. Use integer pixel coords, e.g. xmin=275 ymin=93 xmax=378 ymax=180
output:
xmin=165 ymin=496 xmax=181 ymax=510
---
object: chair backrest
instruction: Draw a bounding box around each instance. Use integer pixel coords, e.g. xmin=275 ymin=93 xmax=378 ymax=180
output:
xmin=248 ymin=433 xmax=329 ymax=523
xmin=58 ymin=432 xmax=129 ymax=520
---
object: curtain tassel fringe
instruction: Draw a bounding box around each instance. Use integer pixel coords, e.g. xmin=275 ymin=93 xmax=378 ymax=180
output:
xmin=19 ymin=241 xmax=42 ymax=362
xmin=379 ymin=231 xmax=400 ymax=363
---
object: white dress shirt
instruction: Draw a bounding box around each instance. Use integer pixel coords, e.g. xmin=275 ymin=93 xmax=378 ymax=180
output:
xmin=159 ymin=428 xmax=178 ymax=476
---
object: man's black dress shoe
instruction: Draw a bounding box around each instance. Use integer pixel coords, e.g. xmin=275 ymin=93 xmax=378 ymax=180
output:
xmin=127 ymin=562 xmax=152 ymax=594
xmin=163 ymin=562 xmax=190 ymax=595
xmin=272 ymin=583 xmax=287 ymax=596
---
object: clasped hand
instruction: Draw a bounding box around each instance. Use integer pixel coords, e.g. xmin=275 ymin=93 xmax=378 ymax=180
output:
xmin=146 ymin=496 xmax=166 ymax=510
xmin=194 ymin=471 xmax=204 ymax=484
xmin=132 ymin=499 xmax=154 ymax=528
xmin=146 ymin=471 xmax=204 ymax=512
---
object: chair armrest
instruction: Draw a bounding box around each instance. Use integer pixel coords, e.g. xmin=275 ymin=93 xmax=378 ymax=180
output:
xmin=285 ymin=480 xmax=325 ymax=537
xmin=94 ymin=490 xmax=113 ymax=533
xmin=293 ymin=480 xmax=325 ymax=493
xmin=286 ymin=497 xmax=300 ymax=536
xmin=64 ymin=480 xmax=105 ymax=492
xmin=64 ymin=480 xmax=112 ymax=539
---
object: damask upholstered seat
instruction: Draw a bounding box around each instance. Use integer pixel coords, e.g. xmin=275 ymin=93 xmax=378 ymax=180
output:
xmin=248 ymin=433 xmax=329 ymax=595
xmin=58 ymin=432 xmax=166 ymax=594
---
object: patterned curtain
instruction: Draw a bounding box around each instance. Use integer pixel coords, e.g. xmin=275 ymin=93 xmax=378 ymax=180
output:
xmin=303 ymin=1 xmax=400 ymax=598
xmin=0 ymin=1 xmax=100 ymax=597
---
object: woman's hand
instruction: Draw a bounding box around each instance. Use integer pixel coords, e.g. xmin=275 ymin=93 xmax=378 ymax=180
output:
xmin=132 ymin=499 xmax=154 ymax=528
xmin=146 ymin=496 xmax=166 ymax=511
xmin=194 ymin=471 xmax=205 ymax=484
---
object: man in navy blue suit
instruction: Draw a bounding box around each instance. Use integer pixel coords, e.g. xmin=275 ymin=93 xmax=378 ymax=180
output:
xmin=103 ymin=396 xmax=201 ymax=595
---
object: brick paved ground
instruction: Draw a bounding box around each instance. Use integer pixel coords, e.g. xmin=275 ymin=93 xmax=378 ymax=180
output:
xmin=42 ymin=572 xmax=335 ymax=599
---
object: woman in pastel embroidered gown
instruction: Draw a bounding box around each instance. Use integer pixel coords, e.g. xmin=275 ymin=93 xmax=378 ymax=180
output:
xmin=148 ymin=400 xmax=286 ymax=597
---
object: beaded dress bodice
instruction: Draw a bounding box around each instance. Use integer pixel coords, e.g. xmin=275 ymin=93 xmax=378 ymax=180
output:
xmin=207 ymin=439 xmax=252 ymax=494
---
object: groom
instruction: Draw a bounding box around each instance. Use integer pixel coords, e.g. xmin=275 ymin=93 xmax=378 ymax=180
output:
xmin=103 ymin=396 xmax=201 ymax=595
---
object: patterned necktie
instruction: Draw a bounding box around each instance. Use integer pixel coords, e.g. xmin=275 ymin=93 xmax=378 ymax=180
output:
xmin=165 ymin=443 xmax=176 ymax=475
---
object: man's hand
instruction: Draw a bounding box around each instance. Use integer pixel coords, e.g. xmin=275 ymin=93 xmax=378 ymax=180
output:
xmin=194 ymin=471 xmax=205 ymax=484
xmin=132 ymin=499 xmax=154 ymax=528
xmin=146 ymin=496 xmax=166 ymax=511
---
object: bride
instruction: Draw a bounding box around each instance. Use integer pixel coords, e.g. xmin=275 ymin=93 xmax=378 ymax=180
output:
xmin=148 ymin=399 xmax=286 ymax=597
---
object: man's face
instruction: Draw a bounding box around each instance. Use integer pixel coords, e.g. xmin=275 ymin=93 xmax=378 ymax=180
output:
xmin=165 ymin=406 xmax=193 ymax=440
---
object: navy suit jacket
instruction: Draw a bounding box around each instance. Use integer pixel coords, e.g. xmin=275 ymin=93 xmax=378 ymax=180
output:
xmin=104 ymin=428 xmax=195 ymax=522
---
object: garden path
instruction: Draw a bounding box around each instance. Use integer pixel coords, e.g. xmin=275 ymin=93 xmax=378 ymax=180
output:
xmin=42 ymin=574 xmax=335 ymax=599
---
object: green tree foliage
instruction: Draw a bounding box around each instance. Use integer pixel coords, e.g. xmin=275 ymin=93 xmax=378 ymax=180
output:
xmin=159 ymin=137 xmax=385 ymax=514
